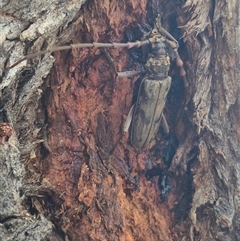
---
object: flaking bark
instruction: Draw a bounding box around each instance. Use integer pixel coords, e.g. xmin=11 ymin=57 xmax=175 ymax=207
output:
xmin=1 ymin=0 xmax=239 ymax=240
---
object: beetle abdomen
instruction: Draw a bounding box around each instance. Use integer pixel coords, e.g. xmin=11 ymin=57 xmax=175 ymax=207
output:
xmin=130 ymin=76 xmax=171 ymax=150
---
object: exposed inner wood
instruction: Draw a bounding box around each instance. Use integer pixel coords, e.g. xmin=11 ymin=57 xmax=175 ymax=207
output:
xmin=1 ymin=0 xmax=239 ymax=240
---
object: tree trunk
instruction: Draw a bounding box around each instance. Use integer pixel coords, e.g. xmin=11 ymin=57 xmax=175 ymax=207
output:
xmin=1 ymin=0 xmax=239 ymax=240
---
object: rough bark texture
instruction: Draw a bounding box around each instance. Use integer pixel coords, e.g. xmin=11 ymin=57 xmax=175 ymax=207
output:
xmin=1 ymin=0 xmax=239 ymax=241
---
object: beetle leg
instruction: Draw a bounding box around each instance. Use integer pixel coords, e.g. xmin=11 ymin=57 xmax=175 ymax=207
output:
xmin=101 ymin=48 xmax=144 ymax=78
xmin=101 ymin=49 xmax=144 ymax=78
xmin=100 ymin=48 xmax=118 ymax=74
xmin=159 ymin=27 xmax=178 ymax=45
xmin=123 ymin=104 xmax=135 ymax=133
xmin=117 ymin=71 xmax=143 ymax=77
xmin=161 ymin=113 xmax=169 ymax=134
xmin=164 ymin=39 xmax=186 ymax=77
xmin=109 ymin=104 xmax=135 ymax=155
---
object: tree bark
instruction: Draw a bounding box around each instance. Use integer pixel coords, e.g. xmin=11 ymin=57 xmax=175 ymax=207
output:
xmin=1 ymin=0 xmax=239 ymax=241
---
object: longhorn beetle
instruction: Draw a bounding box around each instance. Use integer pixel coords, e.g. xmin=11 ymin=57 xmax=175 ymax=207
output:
xmin=10 ymin=14 xmax=186 ymax=152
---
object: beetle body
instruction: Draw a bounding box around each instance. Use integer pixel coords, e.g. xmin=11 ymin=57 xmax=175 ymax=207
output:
xmin=129 ymin=35 xmax=173 ymax=149
xmin=130 ymin=76 xmax=171 ymax=149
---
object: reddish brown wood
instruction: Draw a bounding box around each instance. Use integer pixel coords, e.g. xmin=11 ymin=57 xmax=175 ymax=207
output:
xmin=1 ymin=0 xmax=240 ymax=241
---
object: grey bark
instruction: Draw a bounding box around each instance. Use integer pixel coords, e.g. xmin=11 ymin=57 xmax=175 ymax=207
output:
xmin=1 ymin=1 xmax=87 ymax=240
xmin=1 ymin=0 xmax=240 ymax=240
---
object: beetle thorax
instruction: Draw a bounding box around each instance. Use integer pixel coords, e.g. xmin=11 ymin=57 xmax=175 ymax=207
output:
xmin=145 ymin=39 xmax=170 ymax=79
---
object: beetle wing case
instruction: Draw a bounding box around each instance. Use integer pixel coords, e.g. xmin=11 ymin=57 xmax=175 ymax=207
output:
xmin=130 ymin=76 xmax=171 ymax=150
